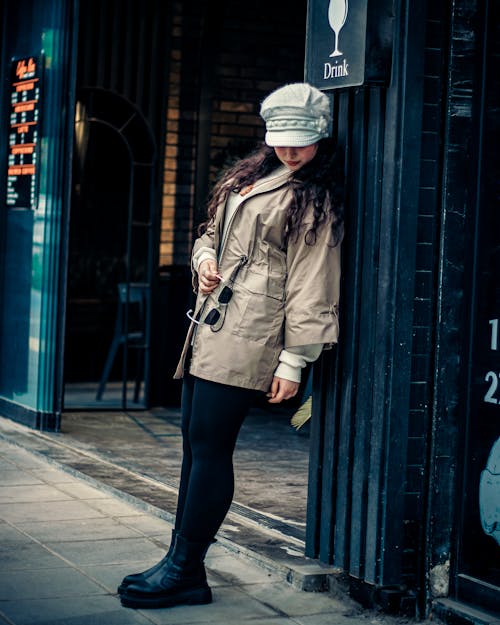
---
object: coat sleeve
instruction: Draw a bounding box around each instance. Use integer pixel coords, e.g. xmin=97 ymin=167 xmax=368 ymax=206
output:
xmin=284 ymin=213 xmax=343 ymax=349
xmin=191 ymin=218 xmax=216 ymax=292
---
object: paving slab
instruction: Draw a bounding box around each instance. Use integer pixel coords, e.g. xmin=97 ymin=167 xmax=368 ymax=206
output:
xmin=0 ymin=499 xmax=106 ymax=523
xmin=0 ymin=468 xmax=44 ymax=486
xmin=44 ymin=536 xmax=167 ymax=567
xmin=0 ymin=448 xmax=49 ymax=469
xmin=115 ymin=514 xmax=173 ymax=537
xmin=135 ymin=585 xmax=281 ymax=624
xmin=17 ymin=517 xmax=144 ymax=542
xmin=236 ymin=581 xmax=359 ymax=617
xmin=0 ymin=484 xmax=74 ymax=503
xmin=206 ymin=551 xmax=281 ymax=585
xmin=0 ymin=521 xmax=35 ymax=544
xmin=0 ymin=541 xmax=70 ymax=571
xmin=0 ymin=567 xmax=106 ymax=600
xmin=52 ymin=481 xmax=111 ymax=499
xmin=81 ymin=497 xmax=151 ymax=517
xmin=0 ymin=595 xmax=155 ymax=625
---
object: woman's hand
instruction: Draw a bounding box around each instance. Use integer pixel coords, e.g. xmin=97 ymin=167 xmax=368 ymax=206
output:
xmin=267 ymin=376 xmax=300 ymax=403
xmin=198 ymin=259 xmax=221 ymax=295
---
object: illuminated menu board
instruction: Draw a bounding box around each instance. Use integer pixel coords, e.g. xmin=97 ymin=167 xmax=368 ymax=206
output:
xmin=6 ymin=56 xmax=42 ymax=209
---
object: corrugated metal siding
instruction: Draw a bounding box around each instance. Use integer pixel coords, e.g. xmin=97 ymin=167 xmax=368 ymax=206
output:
xmin=307 ymin=0 xmax=429 ymax=613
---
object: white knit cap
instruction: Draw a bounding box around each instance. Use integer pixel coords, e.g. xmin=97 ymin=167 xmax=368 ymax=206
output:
xmin=260 ymin=83 xmax=331 ymax=147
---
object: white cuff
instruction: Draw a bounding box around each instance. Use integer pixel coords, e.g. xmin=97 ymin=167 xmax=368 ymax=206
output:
xmin=274 ymin=361 xmax=302 ymax=383
xmin=193 ymin=247 xmax=217 ymax=273
xmin=273 ymin=344 xmax=323 ymax=383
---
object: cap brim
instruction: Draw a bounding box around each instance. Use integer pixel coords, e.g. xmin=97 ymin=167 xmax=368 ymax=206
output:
xmin=264 ymin=130 xmax=321 ymax=147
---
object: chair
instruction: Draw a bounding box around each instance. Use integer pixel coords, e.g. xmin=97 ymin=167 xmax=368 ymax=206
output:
xmin=96 ymin=282 xmax=149 ymax=403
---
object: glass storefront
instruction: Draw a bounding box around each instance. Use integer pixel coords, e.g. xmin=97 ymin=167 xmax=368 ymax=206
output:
xmin=0 ymin=0 xmax=77 ymax=426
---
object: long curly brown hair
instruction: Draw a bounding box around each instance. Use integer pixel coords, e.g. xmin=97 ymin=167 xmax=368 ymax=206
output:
xmin=200 ymin=138 xmax=344 ymax=246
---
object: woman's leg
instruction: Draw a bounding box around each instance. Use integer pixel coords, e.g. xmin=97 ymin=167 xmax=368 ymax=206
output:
xmin=174 ymin=374 xmax=196 ymax=531
xmin=120 ymin=376 xmax=256 ymax=608
xmin=178 ymin=376 xmax=256 ymax=542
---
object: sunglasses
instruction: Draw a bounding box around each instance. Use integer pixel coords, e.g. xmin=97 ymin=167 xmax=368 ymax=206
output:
xmin=187 ymin=255 xmax=247 ymax=331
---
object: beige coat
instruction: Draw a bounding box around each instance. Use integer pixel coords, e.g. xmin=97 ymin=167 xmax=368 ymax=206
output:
xmin=174 ymin=167 xmax=342 ymax=392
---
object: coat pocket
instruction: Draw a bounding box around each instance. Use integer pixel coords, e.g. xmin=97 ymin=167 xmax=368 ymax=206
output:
xmin=230 ymin=283 xmax=285 ymax=346
xmin=244 ymin=241 xmax=286 ymax=301
xmin=243 ymin=268 xmax=284 ymax=301
xmin=229 ymin=255 xmax=286 ymax=346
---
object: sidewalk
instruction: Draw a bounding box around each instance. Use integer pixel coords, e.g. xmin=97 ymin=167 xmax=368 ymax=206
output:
xmin=0 ymin=436 xmax=407 ymax=625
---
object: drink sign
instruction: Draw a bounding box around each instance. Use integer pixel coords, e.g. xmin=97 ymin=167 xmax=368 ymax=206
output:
xmin=305 ymin=0 xmax=393 ymax=90
xmin=328 ymin=0 xmax=349 ymax=59
xmin=6 ymin=56 xmax=43 ymax=209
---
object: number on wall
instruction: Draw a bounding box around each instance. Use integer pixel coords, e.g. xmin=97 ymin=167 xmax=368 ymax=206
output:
xmin=489 ymin=319 xmax=499 ymax=351
xmin=484 ymin=371 xmax=499 ymax=404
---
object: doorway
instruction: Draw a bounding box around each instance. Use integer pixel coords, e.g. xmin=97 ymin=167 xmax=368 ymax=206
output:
xmin=64 ymin=89 xmax=155 ymax=410
xmin=452 ymin=0 xmax=500 ymax=608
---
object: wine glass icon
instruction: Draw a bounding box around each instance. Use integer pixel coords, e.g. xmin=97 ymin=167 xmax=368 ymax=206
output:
xmin=328 ymin=0 xmax=348 ymax=57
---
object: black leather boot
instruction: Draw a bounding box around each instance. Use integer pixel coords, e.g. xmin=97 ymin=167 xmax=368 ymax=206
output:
xmin=120 ymin=534 xmax=212 ymax=609
xmin=117 ymin=529 xmax=177 ymax=594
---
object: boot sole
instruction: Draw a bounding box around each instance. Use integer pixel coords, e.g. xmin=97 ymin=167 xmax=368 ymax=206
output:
xmin=120 ymin=586 xmax=212 ymax=609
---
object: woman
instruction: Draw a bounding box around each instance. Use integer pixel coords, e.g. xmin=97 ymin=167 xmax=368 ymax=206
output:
xmin=119 ymin=82 xmax=344 ymax=610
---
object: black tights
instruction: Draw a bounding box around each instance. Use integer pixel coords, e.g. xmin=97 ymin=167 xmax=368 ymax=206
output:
xmin=174 ymin=375 xmax=256 ymax=542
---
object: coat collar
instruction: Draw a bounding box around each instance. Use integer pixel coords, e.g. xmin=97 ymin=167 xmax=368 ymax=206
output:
xmin=214 ymin=166 xmax=292 ymax=244
xmin=214 ymin=165 xmax=292 ymax=251
xmin=240 ymin=165 xmax=291 ymax=198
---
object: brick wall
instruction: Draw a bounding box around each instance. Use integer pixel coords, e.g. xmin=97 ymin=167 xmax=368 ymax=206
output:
xmin=159 ymin=1 xmax=201 ymax=267
xmin=159 ymin=0 xmax=307 ymax=267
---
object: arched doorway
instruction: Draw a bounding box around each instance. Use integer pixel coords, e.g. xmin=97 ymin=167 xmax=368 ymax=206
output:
xmin=64 ymin=88 xmax=156 ymax=410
